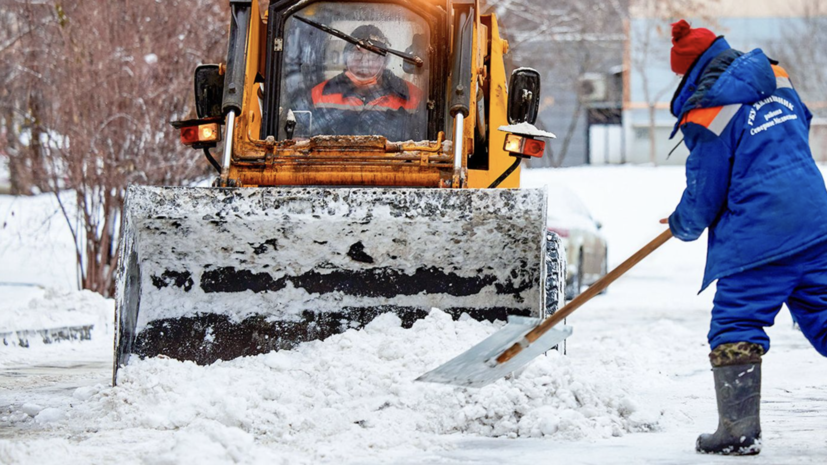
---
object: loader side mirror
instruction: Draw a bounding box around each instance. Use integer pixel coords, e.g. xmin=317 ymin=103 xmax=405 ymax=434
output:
xmin=194 ymin=64 xmax=225 ymax=119
xmin=507 ymin=68 xmax=541 ymax=125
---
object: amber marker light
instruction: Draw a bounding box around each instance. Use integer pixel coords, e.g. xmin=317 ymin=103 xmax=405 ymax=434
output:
xmin=504 ymin=134 xmax=524 ymax=153
xmin=199 ymin=124 xmax=218 ymax=141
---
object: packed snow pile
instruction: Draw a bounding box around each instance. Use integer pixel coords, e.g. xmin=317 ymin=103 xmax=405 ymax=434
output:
xmin=0 ymin=289 xmax=111 ymax=347
xmin=1 ymin=307 xmax=672 ymax=463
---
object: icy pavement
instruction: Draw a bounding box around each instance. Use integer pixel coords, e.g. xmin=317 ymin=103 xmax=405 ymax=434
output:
xmin=1 ymin=166 xmax=826 ymax=464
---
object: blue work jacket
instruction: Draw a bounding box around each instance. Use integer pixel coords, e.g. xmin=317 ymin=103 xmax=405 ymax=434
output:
xmin=668 ymin=37 xmax=827 ymax=291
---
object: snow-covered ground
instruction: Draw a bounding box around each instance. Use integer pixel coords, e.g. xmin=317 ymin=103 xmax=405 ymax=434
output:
xmin=1 ymin=166 xmax=825 ymax=464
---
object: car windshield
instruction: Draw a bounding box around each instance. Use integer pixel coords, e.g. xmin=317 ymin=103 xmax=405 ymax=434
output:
xmin=546 ymin=184 xmax=595 ymax=224
xmin=279 ymin=2 xmax=431 ymax=141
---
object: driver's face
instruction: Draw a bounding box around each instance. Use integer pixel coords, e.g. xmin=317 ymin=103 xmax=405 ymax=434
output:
xmin=346 ymin=47 xmax=386 ymax=80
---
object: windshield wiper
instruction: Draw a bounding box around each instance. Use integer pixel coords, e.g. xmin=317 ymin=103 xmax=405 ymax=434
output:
xmin=294 ymin=15 xmax=424 ymax=68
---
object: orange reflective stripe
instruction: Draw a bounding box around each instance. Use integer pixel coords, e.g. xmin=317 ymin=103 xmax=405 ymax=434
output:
xmin=772 ymin=65 xmax=789 ymax=78
xmin=681 ymin=104 xmax=741 ymax=136
xmin=311 ymin=81 xmax=325 ymax=104
xmin=311 ymin=80 xmax=364 ymax=107
xmin=311 ymin=79 xmax=422 ymax=111
xmin=682 ymin=106 xmax=723 ymax=128
xmin=366 ymin=82 xmax=422 ymax=110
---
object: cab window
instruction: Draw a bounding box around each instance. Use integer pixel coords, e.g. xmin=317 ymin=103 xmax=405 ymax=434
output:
xmin=279 ymin=2 xmax=430 ymax=141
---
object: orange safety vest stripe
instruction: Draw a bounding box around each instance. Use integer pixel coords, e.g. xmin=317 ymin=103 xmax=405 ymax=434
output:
xmin=771 ymin=65 xmax=789 ymax=78
xmin=311 ymin=80 xmax=422 ymax=111
xmin=311 ymin=81 xmax=362 ymax=107
xmin=681 ymin=106 xmax=723 ymax=128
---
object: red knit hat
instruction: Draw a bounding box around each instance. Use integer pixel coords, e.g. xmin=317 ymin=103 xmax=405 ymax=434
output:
xmin=670 ymin=20 xmax=717 ymax=75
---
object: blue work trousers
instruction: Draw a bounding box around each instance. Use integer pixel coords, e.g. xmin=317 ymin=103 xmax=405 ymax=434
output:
xmin=709 ymin=240 xmax=827 ymax=356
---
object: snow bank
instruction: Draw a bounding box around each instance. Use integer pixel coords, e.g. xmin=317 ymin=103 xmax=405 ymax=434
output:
xmin=0 ymin=288 xmax=111 ymax=342
xmin=1 ymin=308 xmax=668 ymax=463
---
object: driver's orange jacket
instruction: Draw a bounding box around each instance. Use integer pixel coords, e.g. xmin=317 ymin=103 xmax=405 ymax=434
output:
xmin=311 ymin=70 xmax=422 ymax=111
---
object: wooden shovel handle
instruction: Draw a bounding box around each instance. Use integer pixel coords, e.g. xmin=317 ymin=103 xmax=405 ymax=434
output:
xmin=496 ymin=228 xmax=673 ymax=364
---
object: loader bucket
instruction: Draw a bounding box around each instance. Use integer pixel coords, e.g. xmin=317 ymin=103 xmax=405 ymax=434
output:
xmin=114 ymin=186 xmax=548 ymax=380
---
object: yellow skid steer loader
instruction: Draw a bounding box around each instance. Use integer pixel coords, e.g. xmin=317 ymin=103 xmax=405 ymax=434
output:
xmin=114 ymin=0 xmax=562 ymax=383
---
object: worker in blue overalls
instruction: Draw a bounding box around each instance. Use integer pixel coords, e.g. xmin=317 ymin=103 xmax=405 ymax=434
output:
xmin=665 ymin=19 xmax=827 ymax=456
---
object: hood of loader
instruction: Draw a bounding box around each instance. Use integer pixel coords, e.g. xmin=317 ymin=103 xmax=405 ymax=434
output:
xmin=114 ymin=186 xmax=548 ymax=380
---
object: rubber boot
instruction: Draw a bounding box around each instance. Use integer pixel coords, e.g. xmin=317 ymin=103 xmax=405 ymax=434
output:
xmin=696 ymin=362 xmax=762 ymax=455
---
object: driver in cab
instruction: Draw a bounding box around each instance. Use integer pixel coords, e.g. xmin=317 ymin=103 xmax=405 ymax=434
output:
xmin=311 ymin=25 xmax=423 ymax=140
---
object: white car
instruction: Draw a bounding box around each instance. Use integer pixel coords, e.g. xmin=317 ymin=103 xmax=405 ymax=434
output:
xmin=545 ymin=185 xmax=608 ymax=299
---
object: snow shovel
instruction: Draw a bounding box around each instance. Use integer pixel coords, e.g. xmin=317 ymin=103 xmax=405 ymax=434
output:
xmin=417 ymin=228 xmax=673 ymax=387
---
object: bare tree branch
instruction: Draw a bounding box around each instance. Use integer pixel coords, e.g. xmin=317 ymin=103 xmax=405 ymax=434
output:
xmin=0 ymin=0 xmax=228 ymax=295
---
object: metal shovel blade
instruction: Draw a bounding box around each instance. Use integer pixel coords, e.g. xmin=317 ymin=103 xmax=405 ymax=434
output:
xmin=416 ymin=316 xmax=572 ymax=388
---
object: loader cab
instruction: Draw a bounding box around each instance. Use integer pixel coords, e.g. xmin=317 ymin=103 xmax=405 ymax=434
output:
xmin=262 ymin=0 xmax=448 ymax=142
xmin=176 ymin=0 xmax=549 ymax=189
